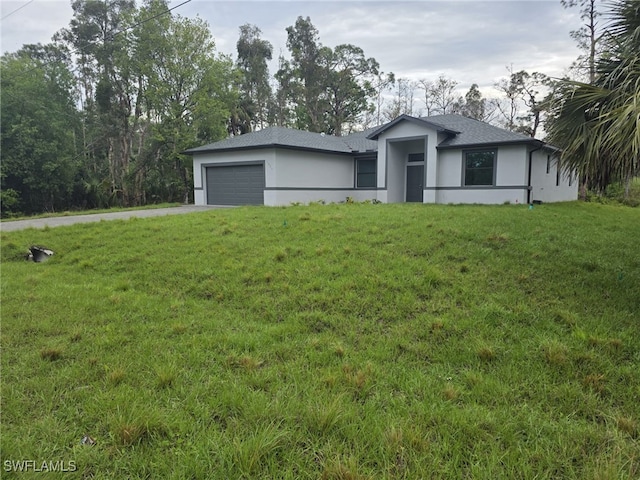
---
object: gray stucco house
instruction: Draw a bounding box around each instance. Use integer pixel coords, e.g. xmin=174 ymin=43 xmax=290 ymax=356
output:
xmin=186 ymin=114 xmax=577 ymax=206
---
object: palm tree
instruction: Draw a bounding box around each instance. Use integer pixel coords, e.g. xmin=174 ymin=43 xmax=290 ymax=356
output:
xmin=547 ymin=0 xmax=639 ymax=196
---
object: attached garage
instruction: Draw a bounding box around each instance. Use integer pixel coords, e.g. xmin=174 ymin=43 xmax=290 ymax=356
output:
xmin=205 ymin=163 xmax=265 ymax=206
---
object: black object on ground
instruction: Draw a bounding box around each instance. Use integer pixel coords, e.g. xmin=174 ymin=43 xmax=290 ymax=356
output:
xmin=28 ymin=246 xmax=54 ymax=262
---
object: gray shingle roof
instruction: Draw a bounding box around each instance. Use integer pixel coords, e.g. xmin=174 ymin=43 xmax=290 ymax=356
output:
xmin=184 ymin=126 xmax=372 ymax=155
xmin=341 ymin=127 xmax=379 ymax=153
xmin=424 ymin=114 xmax=540 ymax=148
xmin=184 ymin=115 xmax=541 ymax=156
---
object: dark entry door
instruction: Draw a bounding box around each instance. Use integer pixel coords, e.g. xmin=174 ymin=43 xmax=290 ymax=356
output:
xmin=406 ymin=165 xmax=424 ymax=202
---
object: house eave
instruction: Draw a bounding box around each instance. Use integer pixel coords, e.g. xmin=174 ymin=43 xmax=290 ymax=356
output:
xmin=436 ymin=139 xmax=545 ymax=150
xmin=183 ymin=143 xmax=355 ymax=156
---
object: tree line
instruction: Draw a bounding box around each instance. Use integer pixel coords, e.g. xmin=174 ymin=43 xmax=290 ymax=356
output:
xmin=227 ymin=17 xmax=548 ymax=137
xmin=1 ymin=0 xmax=637 ymax=216
xmin=2 ymin=0 xmax=236 ymax=215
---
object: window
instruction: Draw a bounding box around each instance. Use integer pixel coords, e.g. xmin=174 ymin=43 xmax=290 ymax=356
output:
xmin=464 ymin=150 xmax=495 ymax=186
xmin=356 ymin=159 xmax=376 ymax=188
xmin=556 ymin=161 xmax=561 ymax=186
xmin=546 ymin=155 xmax=551 ymax=174
xmin=408 ymin=152 xmax=424 ymax=162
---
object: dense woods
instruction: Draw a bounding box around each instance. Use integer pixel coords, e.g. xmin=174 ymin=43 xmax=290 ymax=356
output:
xmin=1 ymin=0 xmax=637 ymax=216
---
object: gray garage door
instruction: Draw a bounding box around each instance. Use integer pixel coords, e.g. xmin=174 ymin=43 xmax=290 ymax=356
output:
xmin=206 ymin=164 xmax=265 ymax=205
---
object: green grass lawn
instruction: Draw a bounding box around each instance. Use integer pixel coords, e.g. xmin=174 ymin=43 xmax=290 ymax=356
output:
xmin=1 ymin=202 xmax=638 ymax=479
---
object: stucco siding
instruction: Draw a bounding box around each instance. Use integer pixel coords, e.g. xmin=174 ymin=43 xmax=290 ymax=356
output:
xmin=530 ymin=150 xmax=578 ymax=202
xmin=272 ymin=149 xmax=354 ymax=188
xmin=436 ymin=188 xmax=527 ymax=204
xmin=385 ymin=142 xmax=403 ymax=203
xmin=264 ymin=189 xmax=376 ymax=206
xmin=437 ymin=150 xmax=462 ymax=187
xmin=434 ymin=145 xmax=528 ymax=204
xmin=495 ymin=145 xmax=527 ymax=186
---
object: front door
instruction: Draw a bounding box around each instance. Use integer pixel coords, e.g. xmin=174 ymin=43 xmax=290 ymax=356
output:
xmin=406 ymin=165 xmax=424 ymax=202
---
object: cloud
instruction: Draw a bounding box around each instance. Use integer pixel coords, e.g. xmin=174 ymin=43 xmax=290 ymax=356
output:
xmin=1 ymin=0 xmax=583 ymax=95
xmin=311 ymin=1 xmax=581 ymax=87
xmin=188 ymin=1 xmax=581 ymax=91
xmin=1 ymin=1 xmax=73 ymax=54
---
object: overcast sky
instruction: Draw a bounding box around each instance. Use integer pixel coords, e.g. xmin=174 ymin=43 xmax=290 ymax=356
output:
xmin=1 ymin=0 xmax=585 ymax=98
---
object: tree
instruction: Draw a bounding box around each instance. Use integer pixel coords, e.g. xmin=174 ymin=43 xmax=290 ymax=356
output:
xmin=561 ymin=0 xmax=601 ymax=83
xmin=272 ymin=55 xmax=295 ymax=127
xmin=560 ymin=0 xmax=602 ymax=199
xmin=460 ymin=84 xmax=486 ymax=120
xmin=280 ymin=16 xmax=380 ymax=134
xmin=431 ymin=75 xmax=458 ymax=115
xmin=384 ymin=78 xmax=417 ymax=121
xmin=432 ymin=75 xmax=459 ymax=115
xmin=491 ymin=75 xmax=520 ymax=131
xmin=512 ymin=71 xmax=552 ymax=137
xmin=1 ymin=44 xmax=81 ymax=216
xmin=283 ymin=16 xmax=329 ymax=132
xmin=133 ymin=5 xmax=237 ymax=203
xmin=325 ymin=44 xmax=379 ymax=135
xmin=418 ymin=75 xmax=459 ymax=116
xmin=235 ymin=24 xmax=273 ymax=132
xmin=56 ymin=0 xmax=137 ymax=206
xmin=417 ymin=79 xmax=435 ymax=116
xmin=493 ymin=67 xmax=551 ymax=136
xmin=547 ymin=0 xmax=640 ymax=195
xmin=366 ymin=71 xmax=395 ymax=126
xmin=49 ymin=0 xmax=238 ymax=207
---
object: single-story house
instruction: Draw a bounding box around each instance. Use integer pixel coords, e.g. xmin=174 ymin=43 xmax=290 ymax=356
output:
xmin=185 ymin=114 xmax=577 ymax=206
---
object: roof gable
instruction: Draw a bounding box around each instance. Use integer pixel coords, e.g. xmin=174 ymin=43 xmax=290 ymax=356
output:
xmin=366 ymin=114 xmax=459 ymax=140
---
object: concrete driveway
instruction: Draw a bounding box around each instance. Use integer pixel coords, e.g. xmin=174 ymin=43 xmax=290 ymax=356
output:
xmin=0 ymin=205 xmax=229 ymax=232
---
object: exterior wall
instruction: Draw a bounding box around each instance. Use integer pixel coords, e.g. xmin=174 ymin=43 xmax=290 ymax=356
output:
xmin=193 ymin=147 xmax=371 ymax=206
xmin=437 ymin=149 xmax=463 ymax=187
xmin=375 ymin=121 xmax=438 ymax=203
xmin=264 ymin=189 xmax=376 ymax=205
xmin=271 ymin=149 xmax=354 ymax=188
xmin=530 ymin=150 xmax=578 ymax=202
xmin=436 ymin=188 xmax=528 ymax=204
xmin=267 ymin=149 xmax=367 ymax=205
xmin=496 ymin=145 xmax=528 ymax=186
xmin=385 ymin=141 xmax=407 ymax=203
xmin=434 ymin=145 xmax=529 ymax=204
